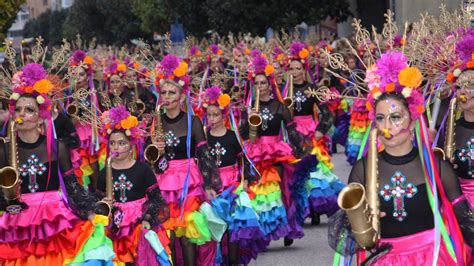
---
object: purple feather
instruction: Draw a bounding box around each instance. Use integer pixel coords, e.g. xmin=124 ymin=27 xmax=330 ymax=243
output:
xmin=21 ymin=63 xmax=46 ymax=86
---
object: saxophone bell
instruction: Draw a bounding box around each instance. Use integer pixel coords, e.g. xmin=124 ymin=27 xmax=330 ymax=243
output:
xmin=248 ymin=88 xmax=262 ymax=141
xmin=283 ymin=75 xmax=294 ymax=109
xmin=66 ymin=103 xmax=78 ymax=116
xmin=0 ymin=121 xmax=22 ymax=214
xmin=145 ymin=104 xmax=165 ymax=164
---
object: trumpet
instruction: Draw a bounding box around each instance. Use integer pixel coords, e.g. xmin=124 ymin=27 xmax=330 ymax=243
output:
xmin=0 ymin=121 xmax=21 ymax=211
xmin=283 ymin=75 xmax=294 ymax=116
xmin=337 ymin=128 xmax=380 ymax=249
xmin=144 ymin=104 xmax=165 ymax=164
xmin=444 ymin=97 xmax=457 ymax=162
xmin=248 ymin=88 xmax=262 ymax=141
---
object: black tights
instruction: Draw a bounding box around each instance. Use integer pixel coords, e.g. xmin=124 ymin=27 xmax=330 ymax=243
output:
xmin=227 ymin=233 xmax=239 ymax=265
xmin=170 ymin=231 xmax=196 ymax=266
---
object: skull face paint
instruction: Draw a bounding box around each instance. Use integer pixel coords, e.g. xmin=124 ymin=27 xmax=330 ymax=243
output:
xmin=375 ymin=97 xmax=412 ymax=148
xmin=457 ymin=70 xmax=474 ymax=111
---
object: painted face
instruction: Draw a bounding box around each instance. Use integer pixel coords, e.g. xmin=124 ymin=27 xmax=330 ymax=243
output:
xmin=109 ymin=131 xmax=132 ymax=161
xmin=125 ymin=70 xmax=137 ymax=88
xmin=72 ymin=66 xmax=88 ymax=89
xmin=160 ymin=82 xmax=183 ymax=110
xmin=289 ymin=60 xmax=305 ymax=83
xmin=254 ymin=74 xmax=271 ymax=99
xmin=14 ymin=97 xmax=40 ymax=131
xmin=211 ymin=57 xmax=222 ymax=73
xmin=375 ymin=97 xmax=413 ymax=148
xmin=347 ymin=58 xmax=357 ymax=70
xmin=109 ymin=75 xmax=124 ymax=95
xmin=273 ymin=62 xmax=283 ymax=80
xmin=206 ymin=105 xmax=224 ymax=129
xmin=457 ymin=70 xmax=474 ymax=111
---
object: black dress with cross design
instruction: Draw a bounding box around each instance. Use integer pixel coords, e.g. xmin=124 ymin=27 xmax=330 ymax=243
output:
xmin=452 ymin=116 xmax=474 ymax=180
xmin=97 ymin=161 xmax=168 ymax=226
xmin=0 ymin=135 xmax=96 ymax=219
xmin=292 ymin=81 xmax=333 ymax=134
xmin=348 ymin=148 xmax=473 ymax=245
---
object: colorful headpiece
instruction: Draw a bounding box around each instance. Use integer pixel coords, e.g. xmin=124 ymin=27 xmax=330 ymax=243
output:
xmin=154 ymin=54 xmax=190 ymax=93
xmin=446 ymin=28 xmax=474 ymax=85
xmin=288 ymin=41 xmax=310 ymax=68
xmin=188 ymin=45 xmax=203 ymax=58
xmin=101 ymin=105 xmax=143 ymax=143
xmin=247 ymin=50 xmax=275 ymax=81
xmin=365 ymin=51 xmax=425 ymax=121
xmin=233 ymin=42 xmax=250 ymax=59
xmin=69 ymin=50 xmax=94 ymax=75
xmin=9 ymin=63 xmax=52 ymax=119
xmin=202 ymin=85 xmax=231 ymax=111
xmin=104 ymin=58 xmax=127 ymax=82
xmin=207 ymin=44 xmax=224 ymax=63
xmin=271 ymin=46 xmax=285 ymax=65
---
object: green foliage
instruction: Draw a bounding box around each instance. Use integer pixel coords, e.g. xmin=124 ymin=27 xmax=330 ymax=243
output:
xmin=131 ymin=0 xmax=168 ymax=34
xmin=23 ymin=9 xmax=67 ymax=45
xmin=0 ymin=0 xmax=26 ymax=42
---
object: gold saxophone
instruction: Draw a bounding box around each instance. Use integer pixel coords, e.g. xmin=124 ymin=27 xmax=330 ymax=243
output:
xmin=66 ymin=102 xmax=79 ymax=116
xmin=128 ymin=81 xmax=146 ymax=116
xmin=144 ymin=104 xmax=165 ymax=163
xmin=337 ymin=128 xmax=380 ymax=249
xmin=283 ymin=75 xmax=294 ymax=117
xmin=248 ymin=88 xmax=262 ymax=141
xmin=444 ymin=97 xmax=457 ymax=162
xmin=96 ymin=152 xmax=114 ymax=216
xmin=0 ymin=121 xmax=21 ymax=204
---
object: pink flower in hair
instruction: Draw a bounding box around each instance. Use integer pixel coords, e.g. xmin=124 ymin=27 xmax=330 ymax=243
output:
xmin=375 ymin=52 xmax=408 ymax=87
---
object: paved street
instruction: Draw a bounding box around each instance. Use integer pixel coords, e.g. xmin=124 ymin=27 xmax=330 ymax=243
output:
xmin=251 ymin=148 xmax=352 ymax=266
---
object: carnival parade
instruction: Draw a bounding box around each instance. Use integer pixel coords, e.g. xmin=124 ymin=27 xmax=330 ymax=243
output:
xmin=0 ymin=1 xmax=473 ymax=265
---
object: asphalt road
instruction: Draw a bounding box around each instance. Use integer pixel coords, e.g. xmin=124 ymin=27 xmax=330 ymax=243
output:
xmin=251 ymin=148 xmax=352 ymax=266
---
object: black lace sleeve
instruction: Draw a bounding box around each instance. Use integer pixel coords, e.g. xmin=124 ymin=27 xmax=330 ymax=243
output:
xmin=316 ymin=103 xmax=333 ymax=134
xmin=59 ymin=140 xmax=97 ymax=220
xmin=282 ymin=105 xmax=304 ymax=157
xmin=438 ymin=157 xmax=474 ymax=247
xmin=192 ymin=116 xmax=222 ymax=191
xmin=55 ymin=112 xmax=80 ymax=149
xmin=348 ymin=157 xmax=366 ymax=185
xmin=140 ymin=184 xmax=170 ymax=226
xmin=239 ymin=111 xmax=250 ymax=140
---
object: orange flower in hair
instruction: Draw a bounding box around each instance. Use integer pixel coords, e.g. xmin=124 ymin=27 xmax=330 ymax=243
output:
xmin=33 ymin=79 xmax=53 ymax=94
xmin=84 ymin=56 xmax=94 ymax=65
xmin=217 ymin=94 xmax=231 ymax=108
xmin=264 ymin=65 xmax=275 ymax=76
xmin=398 ymin=67 xmax=423 ymax=88
xmin=385 ymin=82 xmax=396 ymax=93
xmin=298 ymin=48 xmax=309 ymax=59
xmin=117 ymin=63 xmax=127 ymax=72
xmin=24 ymin=86 xmax=34 ymax=93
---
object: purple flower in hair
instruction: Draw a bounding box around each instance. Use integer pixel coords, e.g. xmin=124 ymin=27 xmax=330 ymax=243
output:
xmin=209 ymin=44 xmax=220 ymax=55
xmin=250 ymin=49 xmax=261 ymax=58
xmin=189 ymin=46 xmax=199 ymax=56
xmin=108 ymin=105 xmax=129 ymax=125
xmin=252 ymin=55 xmax=268 ymax=73
xmin=72 ymin=50 xmax=86 ymax=64
xmin=289 ymin=42 xmax=306 ymax=57
xmin=21 ymin=64 xmax=46 ymax=86
xmin=159 ymin=54 xmax=180 ymax=76
xmin=456 ymin=29 xmax=474 ymax=62
xmin=375 ymin=52 xmax=408 ymax=86
xmin=205 ymin=85 xmax=222 ymax=102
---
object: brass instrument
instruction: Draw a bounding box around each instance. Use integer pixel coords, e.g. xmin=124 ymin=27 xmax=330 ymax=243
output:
xmin=0 ymin=121 xmax=21 ymax=206
xmin=128 ymin=81 xmax=146 ymax=116
xmin=248 ymin=88 xmax=262 ymax=141
xmin=66 ymin=102 xmax=78 ymax=116
xmin=337 ymin=128 xmax=380 ymax=249
xmin=317 ymin=77 xmax=331 ymax=87
xmin=283 ymin=75 xmax=295 ymax=117
xmin=95 ymin=152 xmax=114 ymax=216
xmin=445 ymin=97 xmax=457 ymax=162
xmin=144 ymin=104 xmax=165 ymax=164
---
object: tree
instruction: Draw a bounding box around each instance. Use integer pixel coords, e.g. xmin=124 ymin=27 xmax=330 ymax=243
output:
xmin=131 ymin=0 xmax=169 ymax=35
xmin=63 ymin=0 xmax=145 ymax=46
xmin=23 ymin=9 xmax=68 ymax=45
xmin=0 ymin=0 xmax=26 ymax=43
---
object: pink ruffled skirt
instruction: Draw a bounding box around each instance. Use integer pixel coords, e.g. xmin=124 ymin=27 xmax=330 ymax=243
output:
xmin=459 ymin=178 xmax=474 ymax=207
xmin=293 ymin=115 xmax=318 ymax=138
xmin=112 ymin=197 xmax=147 ymax=239
xmin=374 ymin=229 xmax=455 ymax=265
xmin=219 ymin=164 xmax=239 ymax=191
xmin=245 ymin=136 xmax=293 ymax=163
xmin=156 ymin=159 xmax=206 ymax=203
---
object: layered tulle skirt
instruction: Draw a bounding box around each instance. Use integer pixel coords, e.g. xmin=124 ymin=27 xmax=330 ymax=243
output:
xmin=157 ymin=159 xmax=213 ymax=245
xmin=0 ymin=191 xmax=83 ymax=265
xmin=345 ymin=99 xmax=370 ymax=165
xmin=74 ymin=123 xmax=106 ymax=186
xmin=245 ymin=136 xmax=294 ymax=241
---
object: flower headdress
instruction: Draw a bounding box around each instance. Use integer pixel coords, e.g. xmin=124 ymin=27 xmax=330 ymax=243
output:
xmin=10 ymin=63 xmax=52 ymax=119
xmin=207 ymin=44 xmax=224 ymax=63
xmin=233 ymin=42 xmax=250 ymax=59
xmin=271 ymin=46 xmax=286 ymax=65
xmin=101 ymin=105 xmax=144 ymax=143
xmin=446 ymin=28 xmax=474 ymax=85
xmin=287 ymin=41 xmax=311 ymax=69
xmin=154 ymin=54 xmax=190 ymax=93
xmin=202 ymin=85 xmax=231 ymax=111
xmin=247 ymin=50 xmax=275 ymax=81
xmin=365 ymin=51 xmax=425 ymax=120
xmin=69 ymin=50 xmax=94 ymax=75
xmin=188 ymin=45 xmax=203 ymax=58
xmin=103 ymin=58 xmax=127 ymax=83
